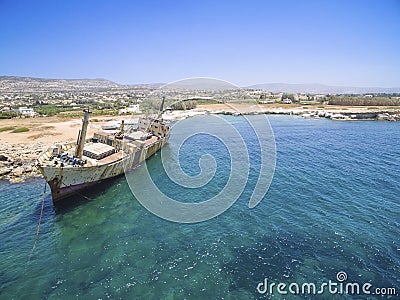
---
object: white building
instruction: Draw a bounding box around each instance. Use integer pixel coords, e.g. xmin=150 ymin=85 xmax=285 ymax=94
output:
xmin=17 ymin=107 xmax=36 ymax=117
xmin=282 ymin=98 xmax=292 ymax=104
xmin=119 ymin=104 xmax=141 ymax=114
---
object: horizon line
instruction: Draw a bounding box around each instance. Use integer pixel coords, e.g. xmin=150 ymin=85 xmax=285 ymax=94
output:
xmin=1 ymin=74 xmax=400 ymax=90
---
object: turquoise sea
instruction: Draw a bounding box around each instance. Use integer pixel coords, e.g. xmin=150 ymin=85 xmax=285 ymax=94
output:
xmin=0 ymin=115 xmax=399 ymax=299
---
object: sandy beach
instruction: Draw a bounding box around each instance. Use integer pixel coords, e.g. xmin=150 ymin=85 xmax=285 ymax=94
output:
xmin=0 ymin=115 xmax=132 ymax=145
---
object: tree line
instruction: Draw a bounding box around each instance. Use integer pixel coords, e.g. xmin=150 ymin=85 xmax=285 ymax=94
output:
xmin=170 ymin=100 xmax=197 ymax=110
xmin=327 ymin=96 xmax=400 ymax=106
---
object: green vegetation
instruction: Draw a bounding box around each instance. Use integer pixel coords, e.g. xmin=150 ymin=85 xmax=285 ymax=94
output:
xmin=0 ymin=126 xmax=16 ymax=132
xmin=0 ymin=112 xmax=17 ymax=119
xmin=194 ymin=99 xmax=218 ymax=105
xmin=281 ymin=93 xmax=295 ymax=101
xmin=327 ymin=96 xmax=400 ymax=106
xmin=171 ymin=100 xmax=197 ymax=110
xmin=11 ymin=127 xmax=30 ymax=133
xmin=57 ymin=109 xmax=118 ymax=118
xmin=33 ymin=104 xmax=77 ymax=116
xmin=139 ymin=98 xmax=201 ymax=112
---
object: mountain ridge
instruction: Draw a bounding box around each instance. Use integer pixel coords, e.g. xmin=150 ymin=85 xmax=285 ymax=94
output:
xmin=1 ymin=76 xmax=400 ymax=94
xmin=0 ymin=75 xmax=119 ymax=84
xmin=0 ymin=76 xmax=121 ymax=92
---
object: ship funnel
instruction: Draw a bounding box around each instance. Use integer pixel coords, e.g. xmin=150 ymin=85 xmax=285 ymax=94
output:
xmin=75 ymin=109 xmax=91 ymax=159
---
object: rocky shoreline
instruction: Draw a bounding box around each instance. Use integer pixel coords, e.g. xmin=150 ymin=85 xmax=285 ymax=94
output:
xmin=0 ymin=142 xmax=46 ymax=183
xmin=210 ymin=108 xmax=400 ymax=121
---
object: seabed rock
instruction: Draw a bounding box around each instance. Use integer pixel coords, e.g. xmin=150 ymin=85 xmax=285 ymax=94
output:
xmin=12 ymin=166 xmax=25 ymax=177
xmin=0 ymin=167 xmax=12 ymax=176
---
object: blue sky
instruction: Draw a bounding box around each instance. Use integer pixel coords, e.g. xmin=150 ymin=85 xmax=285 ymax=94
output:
xmin=1 ymin=0 xmax=399 ymax=87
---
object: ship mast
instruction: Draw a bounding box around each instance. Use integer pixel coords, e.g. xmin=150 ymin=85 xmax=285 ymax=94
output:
xmin=75 ymin=109 xmax=91 ymax=159
xmin=156 ymin=96 xmax=166 ymax=120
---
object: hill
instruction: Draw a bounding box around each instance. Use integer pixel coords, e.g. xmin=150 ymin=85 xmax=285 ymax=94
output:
xmin=0 ymin=76 xmax=121 ymax=92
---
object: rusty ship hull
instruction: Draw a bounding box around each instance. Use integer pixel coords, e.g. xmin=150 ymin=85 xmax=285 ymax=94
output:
xmin=38 ymin=111 xmax=170 ymax=202
xmin=39 ymin=138 xmax=167 ymax=201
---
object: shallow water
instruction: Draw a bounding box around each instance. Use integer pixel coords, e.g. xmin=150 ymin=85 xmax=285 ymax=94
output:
xmin=0 ymin=115 xmax=399 ymax=299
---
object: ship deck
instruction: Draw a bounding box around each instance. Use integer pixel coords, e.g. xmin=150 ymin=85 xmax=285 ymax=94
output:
xmin=97 ymin=151 xmax=126 ymax=164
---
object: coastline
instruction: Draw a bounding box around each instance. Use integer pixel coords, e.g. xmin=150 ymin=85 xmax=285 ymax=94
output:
xmin=196 ymin=103 xmax=400 ymax=121
xmin=1 ymin=104 xmax=399 ymax=182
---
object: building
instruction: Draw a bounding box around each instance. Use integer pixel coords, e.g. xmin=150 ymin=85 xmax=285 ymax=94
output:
xmin=119 ymin=104 xmax=141 ymax=114
xmin=16 ymin=107 xmax=36 ymax=117
xmin=282 ymin=98 xmax=292 ymax=104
